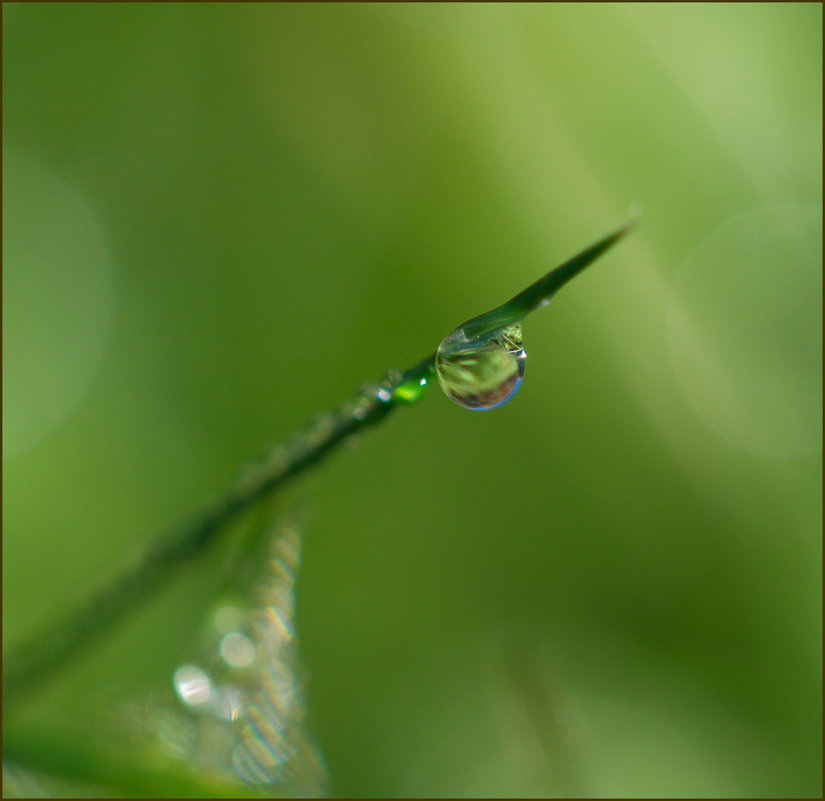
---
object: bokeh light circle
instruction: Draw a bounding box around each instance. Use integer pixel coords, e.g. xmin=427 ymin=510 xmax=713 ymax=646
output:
xmin=3 ymin=151 xmax=115 ymax=458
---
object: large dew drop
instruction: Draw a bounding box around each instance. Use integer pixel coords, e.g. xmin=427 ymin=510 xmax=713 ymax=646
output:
xmin=436 ymin=322 xmax=526 ymax=410
xmin=434 ymin=215 xmax=637 ymax=411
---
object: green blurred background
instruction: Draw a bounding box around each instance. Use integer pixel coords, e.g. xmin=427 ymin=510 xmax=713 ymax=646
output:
xmin=4 ymin=2 xmax=821 ymax=797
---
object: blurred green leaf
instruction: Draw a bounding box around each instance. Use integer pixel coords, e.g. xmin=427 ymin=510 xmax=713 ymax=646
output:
xmin=4 ymin=3 xmax=821 ymax=798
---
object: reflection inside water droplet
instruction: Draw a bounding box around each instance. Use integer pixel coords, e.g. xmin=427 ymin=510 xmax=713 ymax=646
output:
xmin=436 ymin=322 xmax=526 ymax=410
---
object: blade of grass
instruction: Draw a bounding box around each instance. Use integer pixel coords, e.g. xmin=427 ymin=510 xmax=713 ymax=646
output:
xmin=4 ymin=728 xmax=270 ymax=799
xmin=3 ymin=357 xmax=433 ymax=705
xmin=4 ymin=218 xmax=634 ymax=708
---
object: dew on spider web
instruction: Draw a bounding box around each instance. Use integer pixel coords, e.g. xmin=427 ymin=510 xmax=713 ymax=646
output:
xmin=138 ymin=516 xmax=329 ymax=798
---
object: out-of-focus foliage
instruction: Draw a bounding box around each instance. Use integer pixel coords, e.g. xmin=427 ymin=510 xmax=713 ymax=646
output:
xmin=4 ymin=3 xmax=821 ymax=797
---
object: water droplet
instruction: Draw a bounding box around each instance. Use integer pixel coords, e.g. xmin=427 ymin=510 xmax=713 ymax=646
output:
xmin=214 ymin=604 xmax=247 ymax=635
xmin=393 ymin=373 xmax=431 ymax=404
xmin=214 ymin=684 xmax=246 ymax=721
xmin=173 ymin=664 xmax=215 ymax=708
xmin=434 ymin=217 xmax=637 ymax=410
xmin=220 ymin=631 xmax=256 ymax=669
xmin=436 ymin=322 xmax=526 ymax=410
